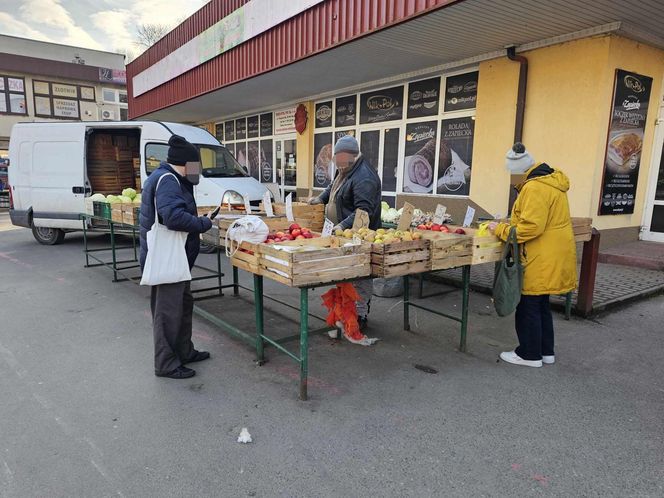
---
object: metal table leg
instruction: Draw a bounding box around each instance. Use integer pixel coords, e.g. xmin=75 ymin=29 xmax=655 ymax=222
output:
xmin=403 ymin=275 xmax=410 ymax=331
xmin=254 ymin=274 xmax=265 ymax=365
xmin=564 ymin=292 xmax=572 ymax=320
xmin=233 ymin=266 xmax=239 ymax=296
xmin=459 ymin=265 xmax=470 ymax=353
xmin=217 ymin=249 xmax=223 ymax=296
xmin=110 ymin=222 xmax=118 ymax=282
xmin=82 ymin=218 xmax=90 ymax=268
xmin=299 ymin=287 xmax=309 ymax=401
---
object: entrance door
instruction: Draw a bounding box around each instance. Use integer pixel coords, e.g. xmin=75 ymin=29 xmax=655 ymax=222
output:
xmin=272 ymin=137 xmax=297 ymax=200
xmin=642 ymin=103 xmax=664 ymax=242
xmin=359 ymin=127 xmax=400 ymax=207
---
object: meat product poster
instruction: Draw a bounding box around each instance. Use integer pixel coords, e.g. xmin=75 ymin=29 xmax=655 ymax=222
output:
xmin=407 ymin=77 xmax=441 ymax=118
xmin=444 ymin=71 xmax=478 ymax=112
xmin=598 ymin=69 xmax=652 ymax=215
xmin=260 ymin=139 xmax=273 ymax=183
xmin=247 ymin=115 xmax=259 ymax=138
xmin=315 ymin=101 xmax=333 ymax=128
xmin=437 ymin=117 xmax=474 ymax=196
xmin=403 ymin=121 xmax=437 ymax=194
xmin=360 ymin=85 xmax=404 ymax=124
xmin=313 ymin=133 xmax=333 ymax=188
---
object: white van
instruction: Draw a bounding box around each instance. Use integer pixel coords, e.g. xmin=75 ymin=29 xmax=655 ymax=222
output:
xmin=8 ymin=121 xmax=268 ymax=244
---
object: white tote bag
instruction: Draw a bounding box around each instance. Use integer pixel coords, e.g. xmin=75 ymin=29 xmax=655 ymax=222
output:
xmin=140 ymin=173 xmax=192 ymax=286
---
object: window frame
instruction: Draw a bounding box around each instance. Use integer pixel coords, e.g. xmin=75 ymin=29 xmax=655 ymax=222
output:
xmin=0 ymin=75 xmax=27 ymax=116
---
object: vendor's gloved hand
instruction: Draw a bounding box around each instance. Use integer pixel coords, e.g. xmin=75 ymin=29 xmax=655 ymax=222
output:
xmin=333 ymin=224 xmax=343 ymax=233
xmin=488 ymin=221 xmax=498 ymax=232
xmin=308 ymin=197 xmax=323 ymax=205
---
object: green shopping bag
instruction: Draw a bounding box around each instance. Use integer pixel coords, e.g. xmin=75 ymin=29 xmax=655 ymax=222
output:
xmin=492 ymin=227 xmax=522 ymax=317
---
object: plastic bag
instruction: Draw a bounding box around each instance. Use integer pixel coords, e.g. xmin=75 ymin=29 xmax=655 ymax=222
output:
xmin=372 ymin=277 xmax=404 ymax=298
xmin=225 ymin=216 xmax=269 ymax=257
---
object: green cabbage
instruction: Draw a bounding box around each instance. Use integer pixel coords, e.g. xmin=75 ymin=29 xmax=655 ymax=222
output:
xmin=122 ymin=188 xmax=137 ymax=200
xmin=106 ymin=195 xmax=120 ymax=204
xmin=90 ymin=193 xmax=107 ymax=202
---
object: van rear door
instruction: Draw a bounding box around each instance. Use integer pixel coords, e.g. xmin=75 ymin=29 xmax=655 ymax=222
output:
xmin=31 ymin=128 xmax=86 ymax=229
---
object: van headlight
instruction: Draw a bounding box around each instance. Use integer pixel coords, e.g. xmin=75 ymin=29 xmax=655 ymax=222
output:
xmin=222 ymin=190 xmax=245 ymax=205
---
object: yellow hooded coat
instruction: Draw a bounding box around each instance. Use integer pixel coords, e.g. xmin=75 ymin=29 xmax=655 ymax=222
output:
xmin=495 ymin=163 xmax=577 ymax=296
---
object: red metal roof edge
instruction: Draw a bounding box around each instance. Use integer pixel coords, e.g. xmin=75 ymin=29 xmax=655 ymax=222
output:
xmin=128 ymin=0 xmax=465 ymax=119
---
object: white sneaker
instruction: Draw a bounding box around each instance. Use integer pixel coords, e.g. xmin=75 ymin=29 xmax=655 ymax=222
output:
xmin=542 ymin=355 xmax=555 ymax=365
xmin=499 ymin=351 xmax=542 ymax=368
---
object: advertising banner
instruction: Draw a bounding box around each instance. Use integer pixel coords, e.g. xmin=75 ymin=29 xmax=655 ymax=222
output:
xmin=359 ymin=86 xmax=404 ymax=124
xmin=402 ymin=121 xmax=437 ymax=194
xmin=437 ymin=117 xmax=474 ymax=196
xmin=407 ymin=77 xmax=440 ymax=118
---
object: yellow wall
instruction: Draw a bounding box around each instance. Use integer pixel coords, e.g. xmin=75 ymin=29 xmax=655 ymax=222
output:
xmin=295 ymin=101 xmax=315 ymax=194
xmin=472 ymin=35 xmax=664 ymax=231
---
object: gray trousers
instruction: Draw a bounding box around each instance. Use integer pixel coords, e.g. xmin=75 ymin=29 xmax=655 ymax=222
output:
xmin=354 ymin=279 xmax=373 ymax=318
xmin=151 ymin=281 xmax=195 ymax=375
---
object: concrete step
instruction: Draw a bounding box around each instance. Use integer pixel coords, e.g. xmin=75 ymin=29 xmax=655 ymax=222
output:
xmin=598 ymin=241 xmax=664 ymax=271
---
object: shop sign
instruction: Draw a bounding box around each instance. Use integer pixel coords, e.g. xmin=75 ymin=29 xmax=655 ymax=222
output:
xmin=359 ymin=86 xmax=404 ymax=124
xmin=260 ymin=139 xmax=273 ymax=182
xmin=7 ymin=78 xmax=24 ymax=92
xmin=224 ymin=121 xmax=235 ymax=141
xmin=437 ymin=117 xmax=474 ymax=195
xmin=260 ymin=113 xmax=273 ymax=136
xmin=315 ymin=101 xmax=333 ymax=128
xmin=53 ymin=98 xmax=79 ymax=118
xmin=407 ymin=77 xmax=440 ymax=118
xmin=33 ymin=81 xmax=49 ymax=95
xmin=403 ymin=121 xmax=437 ymax=194
xmin=598 ymin=69 xmax=653 ymax=215
xmin=295 ymin=104 xmax=308 ymax=134
xmin=334 ymin=130 xmax=355 ymax=142
xmin=275 ymin=107 xmax=296 ymax=135
xmin=247 ymin=115 xmax=259 ymax=138
xmin=313 ymin=133 xmax=333 ymax=188
xmin=99 ymin=68 xmax=127 ymax=85
xmin=444 ymin=71 xmax=478 ymax=112
xmin=235 ymin=118 xmax=247 ymax=139
xmin=335 ymin=95 xmax=356 ymax=127
xmin=52 ymin=83 xmax=77 ymax=98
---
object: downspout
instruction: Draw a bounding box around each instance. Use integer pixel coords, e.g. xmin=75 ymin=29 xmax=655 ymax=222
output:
xmin=506 ymin=45 xmax=528 ymax=212
xmin=506 ymin=45 xmax=528 ymax=143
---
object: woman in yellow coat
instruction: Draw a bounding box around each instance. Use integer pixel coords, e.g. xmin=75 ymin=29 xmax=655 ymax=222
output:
xmin=491 ymin=143 xmax=577 ymax=368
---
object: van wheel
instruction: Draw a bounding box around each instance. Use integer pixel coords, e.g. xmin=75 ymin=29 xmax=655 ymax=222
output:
xmin=32 ymin=225 xmax=66 ymax=245
xmin=199 ymin=242 xmax=217 ymax=254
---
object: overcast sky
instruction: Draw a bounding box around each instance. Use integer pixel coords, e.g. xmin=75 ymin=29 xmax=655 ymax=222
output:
xmin=0 ymin=0 xmax=208 ymax=56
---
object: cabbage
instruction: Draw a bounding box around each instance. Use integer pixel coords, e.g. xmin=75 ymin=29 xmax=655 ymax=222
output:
xmin=383 ymin=208 xmax=399 ymax=223
xmin=118 ymin=196 xmax=133 ymax=204
xmin=90 ymin=193 xmax=107 ymax=202
xmin=133 ymin=194 xmax=142 ymax=204
xmin=381 ymin=201 xmax=390 ymax=212
xmin=122 ymin=188 xmax=137 ymax=200
xmin=106 ymin=195 xmax=121 ymax=204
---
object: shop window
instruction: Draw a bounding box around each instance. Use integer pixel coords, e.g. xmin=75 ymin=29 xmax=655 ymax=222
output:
xmin=119 ymin=92 xmax=128 ymax=104
xmin=443 ymin=71 xmax=478 ymax=112
xmin=403 ymin=121 xmax=437 ymax=194
xmin=260 ymin=139 xmax=274 ymax=183
xmin=33 ymin=80 xmax=96 ymax=120
xmin=359 ymin=85 xmax=403 ymax=124
xmin=103 ymin=88 xmax=117 ymax=103
xmin=247 ymin=116 xmax=259 ymax=138
xmin=335 ymin=95 xmax=356 ymax=127
xmin=236 ymin=142 xmax=247 ymax=173
xmin=407 ymin=77 xmax=441 ymax=118
xmin=259 ymin=113 xmax=273 ymax=136
xmin=247 ymin=140 xmax=260 ymax=180
xmin=313 ymin=133 xmax=333 ymax=189
xmin=315 ymin=101 xmax=333 ymax=128
xmin=224 ymin=121 xmax=235 ymax=141
xmin=120 ymin=108 xmax=128 ymax=121
xmin=0 ymin=76 xmax=27 ymax=115
xmin=235 ymin=118 xmax=247 ymax=140
xmin=283 ymin=139 xmax=296 ymax=187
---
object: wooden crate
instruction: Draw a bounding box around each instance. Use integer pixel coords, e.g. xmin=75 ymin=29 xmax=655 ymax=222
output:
xmin=572 ymin=217 xmax=593 ymax=242
xmin=265 ymin=202 xmax=325 ymax=232
xmin=257 ymin=237 xmax=371 ymax=287
xmin=418 ymin=227 xmax=503 ymax=269
xmin=370 ymin=239 xmax=430 ymax=277
xmin=111 ymin=203 xmax=134 ymax=224
xmin=121 ymin=204 xmax=140 ymax=226
xmin=209 ymin=214 xmax=291 ymax=248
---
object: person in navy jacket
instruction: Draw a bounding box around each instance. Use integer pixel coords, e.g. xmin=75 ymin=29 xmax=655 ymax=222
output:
xmin=140 ymin=134 xmax=214 ymax=379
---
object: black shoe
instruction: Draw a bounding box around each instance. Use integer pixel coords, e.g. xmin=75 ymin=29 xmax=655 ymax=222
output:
xmin=183 ymin=351 xmax=210 ymax=365
xmin=155 ymin=366 xmax=196 ymax=379
xmin=359 ymin=316 xmax=368 ymax=331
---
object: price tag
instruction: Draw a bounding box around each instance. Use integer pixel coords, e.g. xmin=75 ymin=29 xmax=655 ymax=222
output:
xmin=462 ymin=206 xmax=476 ymax=228
xmin=244 ymin=194 xmax=252 ymax=215
xmin=352 ymin=209 xmax=370 ymax=230
xmin=226 ymin=200 xmax=232 ymax=212
xmin=397 ymin=202 xmax=415 ymax=231
xmin=263 ymin=191 xmax=274 ymax=217
xmin=285 ymin=192 xmax=294 ymax=222
xmin=322 ymin=218 xmax=334 ymax=237
xmin=433 ymin=204 xmax=447 ymax=225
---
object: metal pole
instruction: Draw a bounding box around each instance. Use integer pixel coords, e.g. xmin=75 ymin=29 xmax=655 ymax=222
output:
xmin=576 ymin=228 xmax=600 ymax=317
xmin=217 ymin=249 xmax=223 ymax=296
xmin=110 ymin=221 xmax=118 ymax=282
xmin=299 ymin=288 xmax=309 ymax=401
xmin=403 ymin=275 xmax=410 ymax=331
xmin=82 ymin=217 xmax=90 ymax=268
xmin=460 ymin=265 xmax=470 ymax=353
xmin=233 ymin=266 xmax=239 ymax=296
xmin=564 ymin=292 xmax=572 ymax=320
xmin=254 ymin=274 xmax=265 ymax=365
xmin=132 ymin=226 xmax=137 ymax=262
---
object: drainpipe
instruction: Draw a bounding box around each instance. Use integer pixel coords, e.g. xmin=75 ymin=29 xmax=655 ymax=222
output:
xmin=506 ymin=45 xmax=528 ymax=212
xmin=506 ymin=45 xmax=528 ymax=143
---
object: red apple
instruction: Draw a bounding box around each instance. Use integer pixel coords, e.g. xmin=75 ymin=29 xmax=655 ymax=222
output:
xmin=431 ymin=224 xmax=442 ymax=231
xmin=284 ymin=234 xmax=294 ymax=240
xmin=454 ymin=228 xmax=466 ymax=235
xmin=289 ymin=223 xmax=301 ymax=232
xmin=440 ymin=225 xmax=450 ymax=233
xmin=295 ymin=235 xmax=305 ymax=240
xmin=276 ymin=231 xmax=285 ymax=238
xmin=291 ymin=229 xmax=302 ymax=238
xmin=301 ymin=228 xmax=311 ymax=234
xmin=303 ymin=232 xmax=313 ymax=239
xmin=417 ymin=224 xmax=427 ymax=230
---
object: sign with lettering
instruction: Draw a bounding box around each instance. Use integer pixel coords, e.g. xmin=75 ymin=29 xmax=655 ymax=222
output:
xmin=235 ymin=118 xmax=247 ymax=140
xmin=52 ymin=83 xmax=77 ymax=98
xmin=260 ymin=112 xmax=273 ymax=136
xmin=52 ymin=98 xmax=79 ymax=118
xmin=285 ymin=192 xmax=295 ymax=221
xmin=263 ymin=191 xmax=274 ymax=217
xmin=359 ymin=85 xmax=404 ymax=124
xmin=437 ymin=117 xmax=474 ymax=196
xmin=274 ymin=107 xmax=296 ymax=135
xmin=397 ymin=202 xmax=415 ymax=231
xmin=407 ymin=77 xmax=440 ymax=118
xmin=247 ymin=115 xmax=259 ymax=138
xmin=462 ymin=206 xmax=476 ymax=228
xmin=335 ymin=95 xmax=356 ymax=127
xmin=315 ymin=101 xmax=333 ymax=128
xmin=402 ymin=121 xmax=437 ymax=194
xmin=352 ymin=209 xmax=370 ymax=230
xmin=433 ymin=204 xmax=447 ymax=225
xmin=444 ymin=71 xmax=478 ymax=112
xmin=598 ymin=69 xmax=653 ymax=215
xmin=322 ymin=218 xmax=334 ymax=237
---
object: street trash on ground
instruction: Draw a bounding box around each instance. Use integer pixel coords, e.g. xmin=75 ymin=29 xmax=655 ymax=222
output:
xmin=237 ymin=428 xmax=252 ymax=444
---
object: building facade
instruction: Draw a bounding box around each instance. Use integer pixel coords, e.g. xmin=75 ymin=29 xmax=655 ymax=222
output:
xmin=0 ymin=35 xmax=127 ymax=158
xmin=126 ymin=0 xmax=664 ymax=245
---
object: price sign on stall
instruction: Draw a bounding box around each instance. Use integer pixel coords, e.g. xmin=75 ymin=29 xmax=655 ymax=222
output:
xmin=244 ymin=193 xmax=252 ymax=215
xmin=263 ymin=191 xmax=274 ymax=217
xmin=397 ymin=202 xmax=415 ymax=231
xmin=322 ymin=218 xmax=334 ymax=237
xmin=433 ymin=204 xmax=447 ymax=225
xmin=462 ymin=206 xmax=476 ymax=228
xmin=285 ymin=192 xmax=295 ymax=221
xmin=352 ymin=209 xmax=370 ymax=230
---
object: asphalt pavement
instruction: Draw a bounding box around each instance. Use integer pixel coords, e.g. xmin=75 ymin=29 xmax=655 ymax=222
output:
xmin=0 ymin=224 xmax=662 ymax=497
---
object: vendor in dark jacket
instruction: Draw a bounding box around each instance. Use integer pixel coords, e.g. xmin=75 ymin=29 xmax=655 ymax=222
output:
xmin=309 ymin=135 xmax=382 ymax=329
xmin=140 ymin=135 xmax=215 ymax=379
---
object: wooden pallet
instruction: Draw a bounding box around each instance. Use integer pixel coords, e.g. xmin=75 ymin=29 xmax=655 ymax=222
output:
xmin=370 ymin=239 xmax=430 ymax=277
xmin=572 ymin=217 xmax=593 ymax=242
xmin=257 ymin=237 xmax=371 ymax=287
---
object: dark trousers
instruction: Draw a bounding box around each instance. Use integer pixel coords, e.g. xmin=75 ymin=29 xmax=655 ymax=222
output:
xmin=514 ymin=294 xmax=554 ymax=361
xmin=151 ymin=281 xmax=195 ymax=374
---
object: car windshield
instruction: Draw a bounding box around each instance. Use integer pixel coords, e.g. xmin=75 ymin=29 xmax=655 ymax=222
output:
xmin=198 ymin=145 xmax=247 ymax=178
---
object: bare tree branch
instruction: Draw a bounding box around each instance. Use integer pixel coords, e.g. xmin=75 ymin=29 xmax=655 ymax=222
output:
xmin=134 ymin=23 xmax=171 ymax=49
